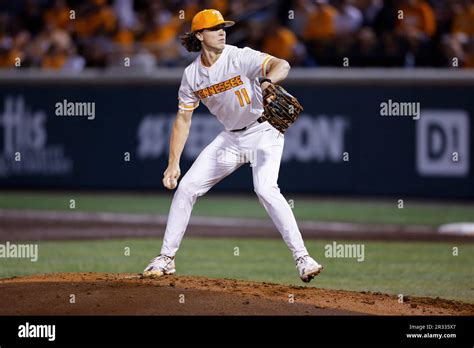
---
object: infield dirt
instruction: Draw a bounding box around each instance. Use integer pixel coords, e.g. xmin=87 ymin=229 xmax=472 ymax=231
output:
xmin=0 ymin=272 xmax=472 ymax=315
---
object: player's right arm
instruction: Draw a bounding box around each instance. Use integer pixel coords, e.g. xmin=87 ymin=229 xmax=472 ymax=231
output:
xmin=163 ymin=109 xmax=193 ymax=190
xmin=163 ymin=70 xmax=199 ymax=190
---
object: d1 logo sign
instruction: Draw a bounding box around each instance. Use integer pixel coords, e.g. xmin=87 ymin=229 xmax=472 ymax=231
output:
xmin=416 ymin=110 xmax=470 ymax=177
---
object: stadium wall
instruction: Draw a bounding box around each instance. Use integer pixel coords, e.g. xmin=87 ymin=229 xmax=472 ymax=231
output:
xmin=0 ymin=68 xmax=473 ymax=198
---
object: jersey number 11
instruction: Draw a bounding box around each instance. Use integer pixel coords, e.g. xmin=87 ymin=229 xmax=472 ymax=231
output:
xmin=235 ymin=88 xmax=250 ymax=107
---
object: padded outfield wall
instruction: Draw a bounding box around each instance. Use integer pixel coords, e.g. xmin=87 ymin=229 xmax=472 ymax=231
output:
xmin=0 ymin=68 xmax=473 ymax=198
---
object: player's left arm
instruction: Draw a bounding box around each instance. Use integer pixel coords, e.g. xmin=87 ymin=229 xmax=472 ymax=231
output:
xmin=261 ymin=57 xmax=290 ymax=91
xmin=240 ymin=47 xmax=290 ymax=88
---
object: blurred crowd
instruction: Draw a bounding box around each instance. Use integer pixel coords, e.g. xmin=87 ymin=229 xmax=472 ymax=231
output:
xmin=0 ymin=0 xmax=473 ymax=71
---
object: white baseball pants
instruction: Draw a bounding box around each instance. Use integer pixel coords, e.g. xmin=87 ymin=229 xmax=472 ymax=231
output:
xmin=160 ymin=120 xmax=309 ymax=261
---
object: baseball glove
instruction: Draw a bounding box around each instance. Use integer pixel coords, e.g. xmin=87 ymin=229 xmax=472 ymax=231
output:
xmin=258 ymin=83 xmax=303 ymax=134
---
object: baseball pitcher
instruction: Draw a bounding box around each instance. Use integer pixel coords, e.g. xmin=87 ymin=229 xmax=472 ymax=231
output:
xmin=143 ymin=9 xmax=323 ymax=283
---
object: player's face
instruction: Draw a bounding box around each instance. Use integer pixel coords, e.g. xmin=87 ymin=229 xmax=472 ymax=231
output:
xmin=200 ymin=25 xmax=226 ymax=51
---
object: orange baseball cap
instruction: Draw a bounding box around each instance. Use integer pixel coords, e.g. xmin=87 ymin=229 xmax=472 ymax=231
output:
xmin=191 ymin=9 xmax=235 ymax=32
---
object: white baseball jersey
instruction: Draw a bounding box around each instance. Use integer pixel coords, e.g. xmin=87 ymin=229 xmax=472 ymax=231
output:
xmin=160 ymin=44 xmax=311 ymax=263
xmin=178 ymin=44 xmax=273 ymax=131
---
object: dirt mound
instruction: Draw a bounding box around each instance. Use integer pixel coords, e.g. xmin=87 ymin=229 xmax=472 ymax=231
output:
xmin=0 ymin=273 xmax=472 ymax=315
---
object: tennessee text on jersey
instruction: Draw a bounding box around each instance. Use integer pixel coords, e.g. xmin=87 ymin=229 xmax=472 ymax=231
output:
xmin=194 ymin=75 xmax=244 ymax=99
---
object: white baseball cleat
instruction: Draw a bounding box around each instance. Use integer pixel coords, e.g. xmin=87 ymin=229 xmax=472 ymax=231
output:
xmin=143 ymin=255 xmax=176 ymax=278
xmin=296 ymin=255 xmax=323 ymax=283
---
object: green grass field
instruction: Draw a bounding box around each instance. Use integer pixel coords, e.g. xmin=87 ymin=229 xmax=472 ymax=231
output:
xmin=1 ymin=238 xmax=473 ymax=303
xmin=1 ymin=192 xmax=473 ymax=303
xmin=1 ymin=191 xmax=473 ymax=225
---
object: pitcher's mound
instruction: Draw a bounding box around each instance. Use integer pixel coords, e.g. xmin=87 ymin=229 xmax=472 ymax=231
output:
xmin=0 ymin=273 xmax=471 ymax=315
